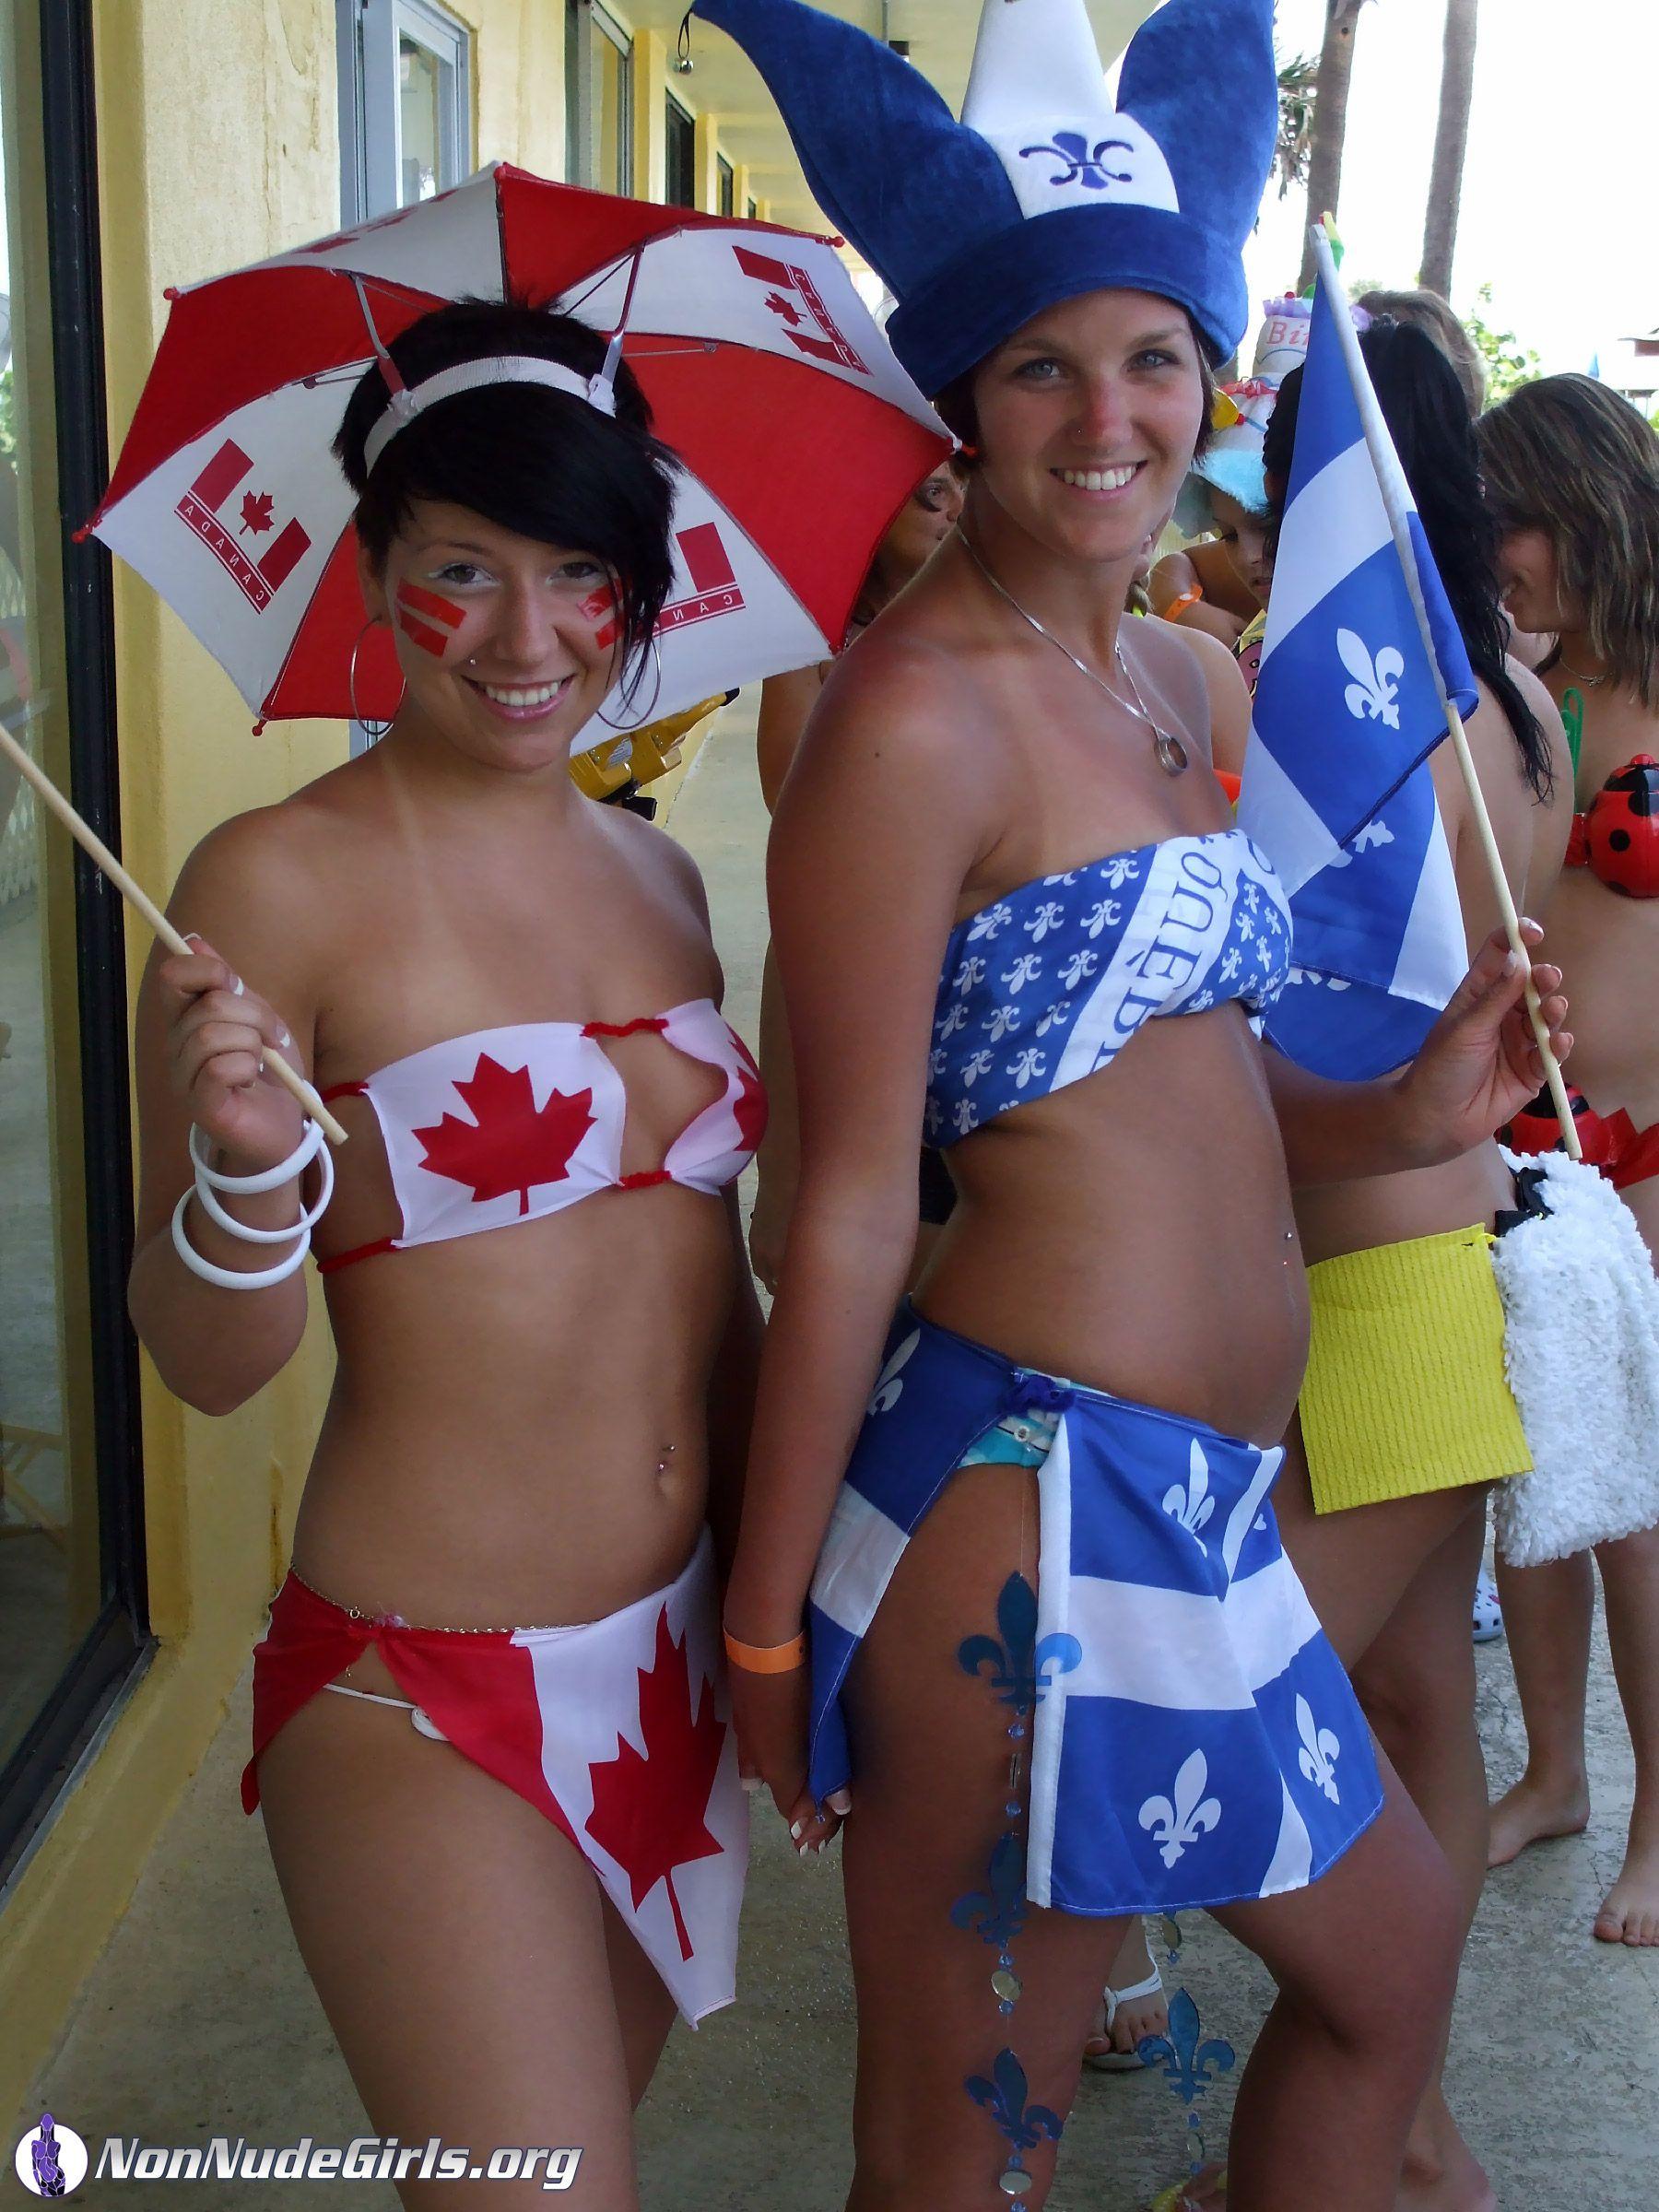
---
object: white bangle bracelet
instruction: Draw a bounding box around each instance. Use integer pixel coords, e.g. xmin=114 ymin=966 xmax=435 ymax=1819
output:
xmin=192 ymin=1128 xmax=335 ymax=1245
xmin=171 ymin=1189 xmax=312 ymax=1289
xmin=189 ymin=1116 xmax=326 ymax=1196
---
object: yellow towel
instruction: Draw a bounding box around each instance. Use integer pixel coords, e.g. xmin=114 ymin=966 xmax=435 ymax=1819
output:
xmin=1300 ymin=1226 xmax=1532 ymax=1515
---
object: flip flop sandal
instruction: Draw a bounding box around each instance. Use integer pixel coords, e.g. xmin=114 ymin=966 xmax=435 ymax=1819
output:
xmin=1472 ymin=1568 xmax=1505 ymax=1644
xmin=1083 ymin=1961 xmax=1166 ymax=2071
xmin=1147 ymin=2165 xmax=1229 ymax=2211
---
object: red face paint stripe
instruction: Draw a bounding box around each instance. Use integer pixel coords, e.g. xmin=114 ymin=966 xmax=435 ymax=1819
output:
xmin=398 ymin=611 xmax=451 ymax=656
xmin=396 ymin=581 xmax=465 ymax=629
xmin=581 ymin=587 xmax=620 ymax=653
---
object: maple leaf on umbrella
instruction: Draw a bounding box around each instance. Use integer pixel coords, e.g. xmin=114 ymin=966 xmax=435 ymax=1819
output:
xmin=239 ymin=489 xmax=275 ymax=535
xmin=585 ymin=1606 xmax=727 ymax=1961
xmin=413 ymin=1055 xmax=594 ymax=1213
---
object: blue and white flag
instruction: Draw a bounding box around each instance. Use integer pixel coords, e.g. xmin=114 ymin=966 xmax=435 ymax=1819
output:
xmin=1238 ymin=239 xmax=1479 ymax=1080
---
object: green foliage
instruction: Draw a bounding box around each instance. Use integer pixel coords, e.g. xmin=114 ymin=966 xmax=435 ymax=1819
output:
xmin=1465 ymin=284 xmax=1540 ymax=406
xmin=1274 ymin=53 xmax=1318 ymax=201
xmin=0 ymin=369 xmax=14 ymax=460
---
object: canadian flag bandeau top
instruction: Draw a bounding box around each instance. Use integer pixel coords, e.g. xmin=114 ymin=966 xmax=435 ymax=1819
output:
xmin=317 ymin=1000 xmax=766 ymax=1275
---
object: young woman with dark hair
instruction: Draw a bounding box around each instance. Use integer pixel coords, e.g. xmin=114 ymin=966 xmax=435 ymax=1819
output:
xmin=1255 ymin=317 xmax=1573 ymax=2212
xmin=127 ymin=301 xmax=763 ymax=2209
xmin=1477 ymin=374 xmax=1659 ymax=1951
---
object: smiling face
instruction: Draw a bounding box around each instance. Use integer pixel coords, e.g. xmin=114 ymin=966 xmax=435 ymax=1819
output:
xmin=1496 ymin=524 xmax=1575 ymax=637
xmin=359 ymin=501 xmax=625 ymax=773
xmin=969 ymin=289 xmax=1208 ymax=563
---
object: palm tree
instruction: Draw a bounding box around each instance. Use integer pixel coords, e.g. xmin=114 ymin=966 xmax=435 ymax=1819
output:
xmin=1420 ymin=0 xmax=1480 ymax=296
xmin=1296 ymin=1 xmax=1373 ymax=291
xmin=1274 ymin=53 xmax=1319 ymax=203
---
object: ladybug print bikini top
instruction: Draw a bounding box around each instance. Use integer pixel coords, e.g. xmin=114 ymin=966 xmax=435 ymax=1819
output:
xmin=315 ymin=1000 xmax=766 ymax=1273
xmin=1566 ymin=755 xmax=1659 ymax=899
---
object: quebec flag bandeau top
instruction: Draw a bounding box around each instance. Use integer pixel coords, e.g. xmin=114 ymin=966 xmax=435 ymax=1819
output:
xmin=691 ymin=0 xmax=1278 ymax=398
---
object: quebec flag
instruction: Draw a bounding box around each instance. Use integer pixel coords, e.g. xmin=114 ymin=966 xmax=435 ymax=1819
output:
xmin=1238 ymin=252 xmax=1479 ymax=1080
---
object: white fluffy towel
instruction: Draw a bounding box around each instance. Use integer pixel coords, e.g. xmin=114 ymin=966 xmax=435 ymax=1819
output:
xmin=1491 ymin=1147 xmax=1659 ymax=1567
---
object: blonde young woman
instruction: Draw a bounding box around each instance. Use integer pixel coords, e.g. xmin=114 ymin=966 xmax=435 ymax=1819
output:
xmin=1478 ymin=374 xmax=1659 ymax=1949
xmin=129 ymin=302 xmax=762 ymax=2210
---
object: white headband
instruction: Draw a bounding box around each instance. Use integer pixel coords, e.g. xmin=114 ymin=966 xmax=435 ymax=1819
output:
xmin=361 ymin=343 xmax=622 ymax=475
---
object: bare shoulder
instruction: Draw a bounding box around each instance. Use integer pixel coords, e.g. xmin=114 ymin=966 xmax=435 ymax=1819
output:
xmin=600 ymin=797 xmax=711 ymax=918
xmin=1121 ymin=612 xmax=1216 ymax=717
xmin=787 ymin=623 xmax=1001 ymax=799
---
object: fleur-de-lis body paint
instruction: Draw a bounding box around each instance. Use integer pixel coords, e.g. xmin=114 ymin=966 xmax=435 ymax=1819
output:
xmin=396 ymin=580 xmax=465 ymax=657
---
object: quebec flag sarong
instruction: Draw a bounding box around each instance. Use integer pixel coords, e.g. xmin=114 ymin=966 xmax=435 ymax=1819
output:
xmin=1239 ymin=251 xmax=1478 ymax=1080
xmin=808 ymin=1306 xmax=1384 ymax=1915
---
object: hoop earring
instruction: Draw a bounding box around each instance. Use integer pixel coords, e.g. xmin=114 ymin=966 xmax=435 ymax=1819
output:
xmin=349 ymin=619 xmax=403 ymax=740
xmin=594 ymin=635 xmax=665 ymax=732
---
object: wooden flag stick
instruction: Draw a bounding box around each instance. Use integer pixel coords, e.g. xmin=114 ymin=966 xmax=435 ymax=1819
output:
xmin=0 ymin=720 xmax=348 ymax=1147
xmin=1309 ymin=218 xmax=1581 ymax=1160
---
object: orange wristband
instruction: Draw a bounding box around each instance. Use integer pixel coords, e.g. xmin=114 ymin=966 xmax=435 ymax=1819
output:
xmin=723 ymin=1629 xmax=808 ymax=1674
xmin=1161 ymin=585 xmax=1204 ymax=622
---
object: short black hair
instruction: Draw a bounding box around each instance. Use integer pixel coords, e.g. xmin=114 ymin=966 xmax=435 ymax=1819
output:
xmin=1264 ymin=318 xmax=1552 ymax=801
xmin=335 ymin=300 xmax=678 ymax=677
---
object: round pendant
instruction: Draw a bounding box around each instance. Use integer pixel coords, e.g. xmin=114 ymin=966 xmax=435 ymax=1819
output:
xmin=999 ymin=2166 xmax=1035 ymax=2198
xmin=992 ymin=1968 xmax=1022 ymax=2003
xmin=1155 ymin=729 xmax=1190 ymax=776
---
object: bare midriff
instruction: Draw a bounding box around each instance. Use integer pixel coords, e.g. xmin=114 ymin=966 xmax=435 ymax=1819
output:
xmin=916 ymin=1004 xmax=1308 ymax=1446
xmin=1545 ymin=868 xmax=1659 ymax=1122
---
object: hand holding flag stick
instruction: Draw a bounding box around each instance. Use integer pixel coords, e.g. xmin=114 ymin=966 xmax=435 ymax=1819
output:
xmin=0 ymin=719 xmax=348 ymax=1147
xmin=1305 ymin=217 xmax=1580 ymax=1159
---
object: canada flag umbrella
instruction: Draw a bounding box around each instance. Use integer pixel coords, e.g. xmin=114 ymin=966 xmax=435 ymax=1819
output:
xmin=85 ymin=163 xmax=953 ymax=735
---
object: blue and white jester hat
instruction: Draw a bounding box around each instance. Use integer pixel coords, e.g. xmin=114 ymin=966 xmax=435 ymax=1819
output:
xmin=691 ymin=0 xmax=1278 ymax=398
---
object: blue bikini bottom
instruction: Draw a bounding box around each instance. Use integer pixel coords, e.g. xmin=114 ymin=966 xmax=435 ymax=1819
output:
xmin=807 ymin=1303 xmax=1383 ymax=1918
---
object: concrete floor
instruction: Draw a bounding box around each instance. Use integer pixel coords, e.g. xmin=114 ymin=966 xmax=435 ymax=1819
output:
xmin=19 ymin=712 xmax=1659 ymax=2207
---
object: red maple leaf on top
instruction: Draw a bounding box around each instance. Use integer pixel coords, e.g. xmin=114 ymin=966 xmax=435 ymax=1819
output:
xmin=240 ymin=489 xmax=275 ymax=535
xmin=585 ymin=1607 xmax=727 ymax=1960
xmin=413 ymin=1055 xmax=594 ymax=1213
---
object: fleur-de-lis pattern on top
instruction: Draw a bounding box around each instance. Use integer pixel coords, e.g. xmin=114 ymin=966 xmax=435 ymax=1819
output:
xmin=1295 ymin=1694 xmax=1342 ymax=1804
xmin=1162 ymin=1439 xmax=1217 ymax=1549
xmin=928 ymin=832 xmax=1290 ymax=1156
xmin=959 ymin=1573 xmax=1081 ymax=1715
xmin=967 ymin=901 xmax=1014 ymax=942
xmin=959 ymin=1046 xmax=995 ymax=1088
xmin=1018 ymin=130 xmax=1135 ymax=192
xmin=1337 ymin=628 xmax=1406 ymax=731
xmin=1139 ymin=1748 xmax=1222 ymax=1869
xmin=963 ymin=2047 xmax=1065 ymax=2154
xmin=1138 ymin=1988 xmax=1238 ymax=2105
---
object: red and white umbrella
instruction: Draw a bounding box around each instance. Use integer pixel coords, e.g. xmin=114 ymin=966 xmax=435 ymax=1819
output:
xmin=86 ymin=163 xmax=952 ymax=736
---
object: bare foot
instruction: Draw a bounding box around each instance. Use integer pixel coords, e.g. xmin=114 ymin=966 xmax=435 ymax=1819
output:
xmin=1594 ymin=1834 xmax=1659 ymax=1945
xmin=1487 ymin=1771 xmax=1589 ymax=1868
xmin=1398 ymin=2092 xmax=1498 ymax=2211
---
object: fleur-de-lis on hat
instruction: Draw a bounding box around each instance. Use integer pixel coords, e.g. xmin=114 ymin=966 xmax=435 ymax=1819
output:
xmin=1337 ymin=628 xmax=1405 ymax=730
xmin=1018 ymin=129 xmax=1136 ymax=191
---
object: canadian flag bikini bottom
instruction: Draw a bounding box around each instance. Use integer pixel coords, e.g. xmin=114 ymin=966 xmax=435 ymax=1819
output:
xmin=244 ymin=1529 xmax=747 ymax=2026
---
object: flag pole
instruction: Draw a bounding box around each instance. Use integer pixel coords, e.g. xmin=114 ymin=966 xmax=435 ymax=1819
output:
xmin=0 ymin=720 xmax=348 ymax=1147
xmin=1308 ymin=218 xmax=1581 ymax=1161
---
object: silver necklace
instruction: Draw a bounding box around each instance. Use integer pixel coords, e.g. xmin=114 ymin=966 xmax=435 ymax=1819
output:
xmin=957 ymin=528 xmax=1190 ymax=776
